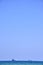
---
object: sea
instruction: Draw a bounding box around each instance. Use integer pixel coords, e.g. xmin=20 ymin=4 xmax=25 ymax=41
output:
xmin=0 ymin=61 xmax=43 ymax=65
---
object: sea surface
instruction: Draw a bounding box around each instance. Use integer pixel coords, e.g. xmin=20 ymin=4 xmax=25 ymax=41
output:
xmin=0 ymin=61 xmax=43 ymax=65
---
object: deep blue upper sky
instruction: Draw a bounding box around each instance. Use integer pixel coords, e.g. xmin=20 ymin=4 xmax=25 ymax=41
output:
xmin=0 ymin=0 xmax=43 ymax=61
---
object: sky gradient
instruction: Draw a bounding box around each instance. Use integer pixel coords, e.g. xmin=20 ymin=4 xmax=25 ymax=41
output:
xmin=0 ymin=0 xmax=43 ymax=61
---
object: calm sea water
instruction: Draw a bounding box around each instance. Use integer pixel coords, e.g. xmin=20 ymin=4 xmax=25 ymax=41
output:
xmin=0 ymin=61 xmax=43 ymax=65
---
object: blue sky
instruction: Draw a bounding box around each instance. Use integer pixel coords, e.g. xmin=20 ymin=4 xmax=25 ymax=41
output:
xmin=0 ymin=0 xmax=43 ymax=61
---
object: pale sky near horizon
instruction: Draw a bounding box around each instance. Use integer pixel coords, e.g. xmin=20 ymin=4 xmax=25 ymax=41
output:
xmin=0 ymin=0 xmax=43 ymax=61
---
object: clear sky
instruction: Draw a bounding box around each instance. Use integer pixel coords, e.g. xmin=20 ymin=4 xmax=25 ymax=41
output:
xmin=0 ymin=0 xmax=43 ymax=61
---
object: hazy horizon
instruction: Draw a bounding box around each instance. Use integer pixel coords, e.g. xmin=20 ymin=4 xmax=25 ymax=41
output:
xmin=0 ymin=0 xmax=43 ymax=61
